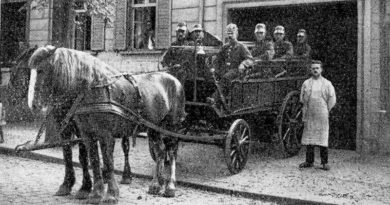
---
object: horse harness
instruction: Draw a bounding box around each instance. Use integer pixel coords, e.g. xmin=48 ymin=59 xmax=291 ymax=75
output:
xmin=29 ymin=73 xmax=143 ymax=147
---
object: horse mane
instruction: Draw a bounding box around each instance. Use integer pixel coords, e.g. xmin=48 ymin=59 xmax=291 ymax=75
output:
xmin=29 ymin=46 xmax=120 ymax=91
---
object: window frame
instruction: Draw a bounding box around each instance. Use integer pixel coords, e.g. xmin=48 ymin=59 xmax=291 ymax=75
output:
xmin=129 ymin=0 xmax=157 ymax=50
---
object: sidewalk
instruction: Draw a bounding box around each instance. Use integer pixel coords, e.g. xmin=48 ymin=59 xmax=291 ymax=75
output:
xmin=1 ymin=122 xmax=390 ymax=205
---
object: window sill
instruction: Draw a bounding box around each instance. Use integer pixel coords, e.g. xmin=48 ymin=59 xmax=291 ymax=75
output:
xmin=119 ymin=50 xmax=165 ymax=55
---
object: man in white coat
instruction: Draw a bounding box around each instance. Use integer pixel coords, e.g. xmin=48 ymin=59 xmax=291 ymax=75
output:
xmin=299 ymin=60 xmax=336 ymax=170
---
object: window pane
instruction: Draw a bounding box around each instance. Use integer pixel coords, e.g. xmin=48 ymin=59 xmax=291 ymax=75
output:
xmin=149 ymin=0 xmax=156 ymax=3
xmin=134 ymin=8 xmax=143 ymax=22
xmin=134 ymin=0 xmax=144 ymax=4
xmin=132 ymin=7 xmax=156 ymax=49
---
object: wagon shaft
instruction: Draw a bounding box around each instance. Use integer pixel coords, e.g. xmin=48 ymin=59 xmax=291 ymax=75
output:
xmin=15 ymin=138 xmax=84 ymax=152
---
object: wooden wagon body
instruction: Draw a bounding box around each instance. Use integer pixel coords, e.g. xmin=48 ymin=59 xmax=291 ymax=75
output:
xmin=166 ymin=33 xmax=309 ymax=173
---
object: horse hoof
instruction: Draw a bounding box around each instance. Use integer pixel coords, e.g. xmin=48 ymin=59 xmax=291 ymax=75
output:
xmin=148 ymin=185 xmax=161 ymax=195
xmin=163 ymin=188 xmax=175 ymax=198
xmin=54 ymin=185 xmax=72 ymax=196
xmin=74 ymin=189 xmax=90 ymax=200
xmin=120 ymin=177 xmax=132 ymax=185
xmin=103 ymin=195 xmax=119 ymax=204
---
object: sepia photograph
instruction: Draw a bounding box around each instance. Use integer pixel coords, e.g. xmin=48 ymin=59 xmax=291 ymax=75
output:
xmin=0 ymin=0 xmax=389 ymax=204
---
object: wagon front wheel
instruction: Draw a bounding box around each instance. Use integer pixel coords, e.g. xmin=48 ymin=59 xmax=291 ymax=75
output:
xmin=224 ymin=119 xmax=251 ymax=174
xmin=277 ymin=91 xmax=303 ymax=157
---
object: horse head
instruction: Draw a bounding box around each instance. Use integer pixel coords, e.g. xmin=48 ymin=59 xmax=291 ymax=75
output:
xmin=27 ymin=45 xmax=119 ymax=114
xmin=27 ymin=45 xmax=57 ymax=114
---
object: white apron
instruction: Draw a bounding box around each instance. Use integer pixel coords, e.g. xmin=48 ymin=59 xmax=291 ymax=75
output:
xmin=301 ymin=79 xmax=330 ymax=147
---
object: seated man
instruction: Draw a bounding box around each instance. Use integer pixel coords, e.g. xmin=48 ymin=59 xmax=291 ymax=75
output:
xmin=208 ymin=23 xmax=253 ymax=110
xmin=191 ymin=24 xmax=204 ymax=46
xmin=161 ymin=22 xmax=192 ymax=83
xmin=294 ymin=29 xmax=312 ymax=59
xmin=273 ymin=25 xmax=293 ymax=59
xmin=251 ymin=23 xmax=274 ymax=60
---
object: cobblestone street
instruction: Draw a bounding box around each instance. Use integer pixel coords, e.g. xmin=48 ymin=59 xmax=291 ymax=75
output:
xmin=0 ymin=154 xmax=274 ymax=205
xmin=2 ymin=123 xmax=390 ymax=204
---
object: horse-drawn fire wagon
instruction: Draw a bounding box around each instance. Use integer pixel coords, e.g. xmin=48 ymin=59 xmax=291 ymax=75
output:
xmin=146 ymin=32 xmax=308 ymax=174
xmin=14 ymin=33 xmax=308 ymax=176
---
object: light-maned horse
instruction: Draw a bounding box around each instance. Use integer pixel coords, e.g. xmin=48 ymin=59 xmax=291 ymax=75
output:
xmin=10 ymin=46 xmax=133 ymax=200
xmin=27 ymin=45 xmax=186 ymax=203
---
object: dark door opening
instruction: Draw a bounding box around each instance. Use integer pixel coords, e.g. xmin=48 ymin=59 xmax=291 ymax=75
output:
xmin=0 ymin=2 xmax=27 ymax=66
xmin=229 ymin=1 xmax=357 ymax=150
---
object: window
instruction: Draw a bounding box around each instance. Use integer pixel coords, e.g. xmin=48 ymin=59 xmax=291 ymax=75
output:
xmin=74 ymin=12 xmax=91 ymax=51
xmin=131 ymin=0 xmax=156 ymax=50
xmin=73 ymin=1 xmax=91 ymax=51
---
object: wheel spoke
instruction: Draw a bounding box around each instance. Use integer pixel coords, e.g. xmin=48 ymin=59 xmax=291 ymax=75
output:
xmin=240 ymin=127 xmax=248 ymax=140
xmin=235 ymin=159 xmax=240 ymax=170
xmin=292 ymin=127 xmax=299 ymax=146
xmin=294 ymin=110 xmax=302 ymax=120
xmin=239 ymin=136 xmax=248 ymax=145
xmin=240 ymin=144 xmax=248 ymax=156
xmin=230 ymin=149 xmax=237 ymax=157
xmin=282 ymin=127 xmax=291 ymax=141
xmin=231 ymin=151 xmax=237 ymax=163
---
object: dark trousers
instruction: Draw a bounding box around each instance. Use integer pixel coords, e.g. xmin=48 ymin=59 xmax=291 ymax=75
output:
xmin=305 ymin=145 xmax=328 ymax=164
xmin=220 ymin=69 xmax=240 ymax=96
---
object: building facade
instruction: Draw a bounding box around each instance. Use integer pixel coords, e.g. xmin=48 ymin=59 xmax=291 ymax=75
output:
xmin=1 ymin=0 xmax=390 ymax=154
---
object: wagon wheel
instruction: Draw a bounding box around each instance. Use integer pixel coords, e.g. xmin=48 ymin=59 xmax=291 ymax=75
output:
xmin=277 ymin=91 xmax=304 ymax=157
xmin=224 ymin=119 xmax=251 ymax=174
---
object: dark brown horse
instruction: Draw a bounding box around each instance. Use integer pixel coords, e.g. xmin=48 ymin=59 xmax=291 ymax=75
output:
xmin=10 ymin=46 xmax=132 ymax=200
xmin=27 ymin=46 xmax=186 ymax=203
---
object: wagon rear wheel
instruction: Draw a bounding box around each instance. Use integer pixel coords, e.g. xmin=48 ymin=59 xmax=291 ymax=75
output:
xmin=277 ymin=91 xmax=303 ymax=157
xmin=224 ymin=119 xmax=251 ymax=174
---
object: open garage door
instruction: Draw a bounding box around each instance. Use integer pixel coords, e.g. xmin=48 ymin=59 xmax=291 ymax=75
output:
xmin=229 ymin=1 xmax=357 ymax=150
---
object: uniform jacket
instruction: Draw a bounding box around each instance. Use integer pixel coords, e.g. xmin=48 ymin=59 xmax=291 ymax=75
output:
xmin=294 ymin=42 xmax=311 ymax=59
xmin=273 ymin=40 xmax=293 ymax=59
xmin=215 ymin=41 xmax=253 ymax=74
xmin=251 ymin=40 xmax=275 ymax=60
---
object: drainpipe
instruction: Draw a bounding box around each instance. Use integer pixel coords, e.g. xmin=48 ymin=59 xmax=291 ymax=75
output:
xmin=0 ymin=0 xmax=2 ymax=53
xmin=199 ymin=0 xmax=205 ymax=28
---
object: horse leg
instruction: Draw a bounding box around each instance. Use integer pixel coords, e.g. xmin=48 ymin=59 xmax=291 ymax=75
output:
xmin=0 ymin=126 xmax=4 ymax=143
xmin=148 ymin=129 xmax=165 ymax=195
xmin=74 ymin=142 xmax=92 ymax=199
xmin=100 ymin=135 xmax=119 ymax=204
xmin=86 ymin=137 xmax=105 ymax=204
xmin=120 ymin=136 xmax=132 ymax=184
xmin=55 ymin=141 xmax=75 ymax=196
xmin=164 ymin=138 xmax=178 ymax=198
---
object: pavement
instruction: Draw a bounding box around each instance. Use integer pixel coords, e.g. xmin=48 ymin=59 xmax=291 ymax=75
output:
xmin=0 ymin=154 xmax=277 ymax=205
xmin=1 ymin=122 xmax=390 ymax=205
